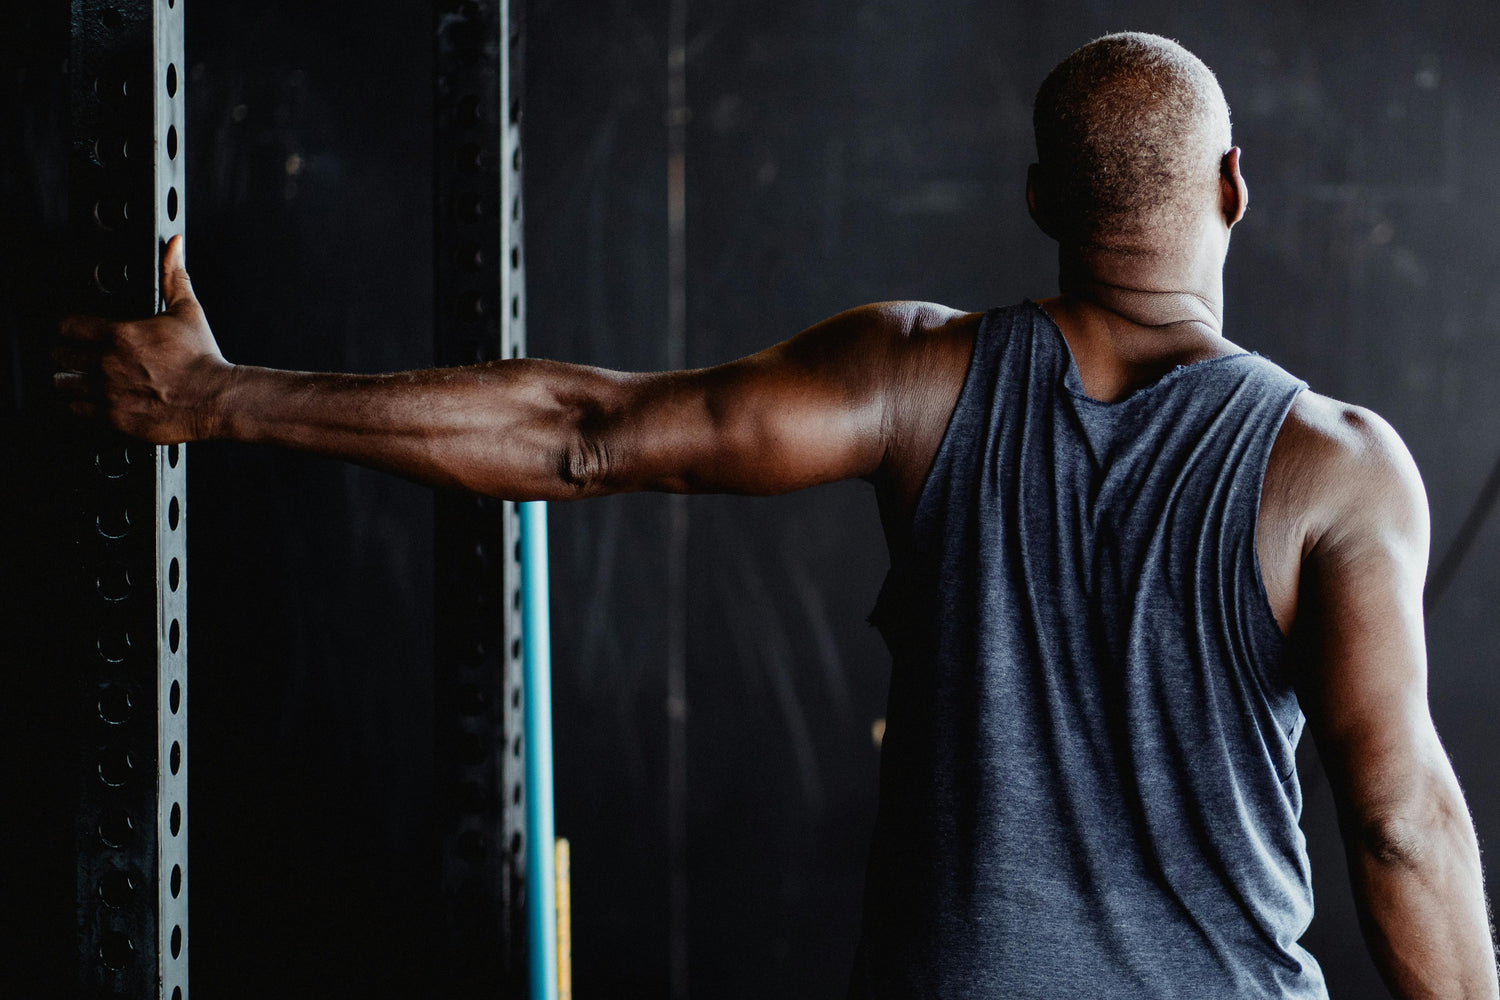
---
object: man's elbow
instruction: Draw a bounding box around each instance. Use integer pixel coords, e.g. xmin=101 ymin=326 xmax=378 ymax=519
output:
xmin=557 ymin=425 xmax=613 ymax=498
xmin=1354 ymin=783 xmax=1479 ymax=873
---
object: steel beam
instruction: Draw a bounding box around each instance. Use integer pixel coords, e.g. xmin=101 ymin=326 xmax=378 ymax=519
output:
xmin=67 ymin=0 xmax=188 ymax=996
xmin=433 ymin=0 xmax=528 ymax=992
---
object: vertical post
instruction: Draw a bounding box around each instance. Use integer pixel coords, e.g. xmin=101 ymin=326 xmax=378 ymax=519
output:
xmin=433 ymin=0 xmax=528 ymax=993
xmin=68 ymin=0 xmax=188 ymax=996
xmin=521 ymin=500 xmax=556 ymax=1000
xmin=665 ymin=1 xmax=691 ymax=996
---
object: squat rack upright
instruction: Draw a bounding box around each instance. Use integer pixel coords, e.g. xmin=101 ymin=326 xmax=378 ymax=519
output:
xmin=65 ymin=1 xmax=559 ymax=996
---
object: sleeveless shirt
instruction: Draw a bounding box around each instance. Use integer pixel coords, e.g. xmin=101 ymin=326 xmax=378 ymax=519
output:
xmin=852 ymin=301 xmax=1326 ymax=999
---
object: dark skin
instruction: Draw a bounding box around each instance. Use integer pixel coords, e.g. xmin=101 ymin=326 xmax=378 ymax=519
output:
xmin=56 ymin=146 xmax=1497 ymax=997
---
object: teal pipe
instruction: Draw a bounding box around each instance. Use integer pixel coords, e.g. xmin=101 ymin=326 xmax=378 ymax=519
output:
xmin=520 ymin=500 xmax=557 ymax=1000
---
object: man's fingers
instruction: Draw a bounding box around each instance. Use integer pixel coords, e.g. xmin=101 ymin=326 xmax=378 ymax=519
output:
xmin=58 ymin=313 xmax=111 ymax=343
xmin=53 ymin=370 xmax=95 ymax=398
xmin=160 ymin=233 xmax=195 ymax=311
xmin=52 ymin=342 xmax=100 ymax=370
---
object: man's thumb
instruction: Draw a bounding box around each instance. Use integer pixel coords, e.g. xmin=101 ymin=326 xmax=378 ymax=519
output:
xmin=160 ymin=234 xmax=194 ymax=310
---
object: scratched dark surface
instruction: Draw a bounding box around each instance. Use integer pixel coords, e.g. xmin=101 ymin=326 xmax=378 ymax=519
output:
xmin=4 ymin=1 xmax=1499 ymax=997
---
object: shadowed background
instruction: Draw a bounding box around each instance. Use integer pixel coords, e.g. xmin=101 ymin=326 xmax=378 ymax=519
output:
xmin=4 ymin=1 xmax=1498 ymax=997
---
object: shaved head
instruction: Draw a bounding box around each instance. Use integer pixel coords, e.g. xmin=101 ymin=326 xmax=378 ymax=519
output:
xmin=1032 ymin=32 xmax=1233 ymax=250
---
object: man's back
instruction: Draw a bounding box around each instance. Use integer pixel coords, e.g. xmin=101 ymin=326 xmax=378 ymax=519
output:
xmin=54 ymin=30 xmax=1498 ymax=999
xmin=854 ymin=301 xmax=1324 ymax=998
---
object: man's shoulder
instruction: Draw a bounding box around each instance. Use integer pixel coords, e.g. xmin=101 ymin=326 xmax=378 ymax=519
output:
xmin=1272 ymin=390 xmax=1427 ymax=554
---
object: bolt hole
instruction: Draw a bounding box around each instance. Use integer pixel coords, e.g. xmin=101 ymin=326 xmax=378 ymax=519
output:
xmin=98 ymin=686 xmax=134 ymax=725
xmin=170 ymin=679 xmax=181 ymax=715
xmin=171 ymin=924 xmax=181 ymax=959
xmin=167 ymin=187 xmax=178 ymax=221
xmin=169 ymin=618 xmax=181 ymax=653
xmin=169 ymin=557 xmax=180 ymax=592
xmin=170 ymin=740 xmax=181 ymax=775
xmin=98 ymin=808 xmax=135 ymax=848
xmin=98 ymin=868 xmax=137 ymax=907
xmin=99 ymin=930 xmax=134 ymax=970
xmin=168 ymin=495 xmax=180 ymax=529
xmin=168 ymin=443 xmax=180 ymax=468
xmin=171 ymin=863 xmax=182 ymax=898
xmin=170 ymin=801 xmax=181 ymax=837
xmin=166 ymin=63 xmax=178 ymax=98
xmin=167 ymin=124 xmax=178 ymax=159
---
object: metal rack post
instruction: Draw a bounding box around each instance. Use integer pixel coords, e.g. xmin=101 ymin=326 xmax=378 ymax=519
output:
xmin=67 ymin=0 xmax=189 ymax=995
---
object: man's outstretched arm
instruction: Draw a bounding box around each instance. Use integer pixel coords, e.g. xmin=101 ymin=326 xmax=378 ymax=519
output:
xmin=1292 ymin=401 xmax=1498 ymax=999
xmin=55 ymin=237 xmax=964 ymax=500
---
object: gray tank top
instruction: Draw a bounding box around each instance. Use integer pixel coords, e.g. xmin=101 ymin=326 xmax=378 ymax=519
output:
xmin=853 ymin=301 xmax=1325 ymax=999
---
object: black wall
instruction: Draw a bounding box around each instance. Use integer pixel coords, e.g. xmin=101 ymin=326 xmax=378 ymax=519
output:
xmin=5 ymin=2 xmax=1499 ymax=997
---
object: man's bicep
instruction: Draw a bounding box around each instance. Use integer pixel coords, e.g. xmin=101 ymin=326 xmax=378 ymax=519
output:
xmin=1294 ymin=412 xmax=1446 ymax=835
xmin=595 ymin=304 xmax=914 ymax=496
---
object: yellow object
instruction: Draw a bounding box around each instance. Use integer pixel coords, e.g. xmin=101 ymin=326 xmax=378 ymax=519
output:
xmin=556 ymin=838 xmax=573 ymax=1000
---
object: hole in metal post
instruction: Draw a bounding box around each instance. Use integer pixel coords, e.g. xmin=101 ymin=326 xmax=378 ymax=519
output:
xmin=167 ymin=187 xmax=178 ymax=221
xmin=98 ymin=808 xmax=135 ymax=847
xmin=168 ymin=443 xmax=180 ymax=467
xmin=169 ymin=619 xmax=181 ymax=653
xmin=95 ymin=446 xmax=131 ymax=478
xmin=167 ymin=125 xmax=178 ymax=159
xmin=453 ymin=243 xmax=483 ymax=271
xmin=98 ymin=868 xmax=137 ymax=907
xmin=456 ymin=94 xmax=481 ymax=128
xmin=166 ymin=63 xmax=178 ymax=97
xmin=98 ymin=747 xmax=133 ymax=787
xmin=455 ymin=192 xmax=484 ymax=223
xmin=171 ymin=925 xmax=181 ymax=959
xmin=171 ymin=864 xmax=182 ymax=898
xmin=459 ymin=730 xmax=485 ymax=765
xmin=170 ymin=741 xmax=181 ymax=775
xmin=168 ymin=495 xmax=180 ymax=529
xmin=98 ymin=686 xmax=134 ymax=724
xmin=457 ymin=830 xmax=486 ymax=863
xmin=96 ymin=508 xmax=132 ymax=539
xmin=170 ymin=802 xmax=181 ymax=836
xmin=99 ymin=931 xmax=134 ymax=970
xmin=169 ymin=557 xmax=180 ymax=591
xmin=96 ymin=567 xmax=131 ymax=602
xmin=170 ymin=679 xmax=181 ymax=714
xmin=173 ymin=988 xmax=182 ymax=1000
xmin=97 ymin=632 xmax=132 ymax=664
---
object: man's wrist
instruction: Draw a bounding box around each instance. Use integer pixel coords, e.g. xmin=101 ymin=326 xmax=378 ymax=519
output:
xmin=194 ymin=359 xmax=243 ymax=442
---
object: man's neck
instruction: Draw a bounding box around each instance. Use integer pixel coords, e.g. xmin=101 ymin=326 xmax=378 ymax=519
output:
xmin=1055 ymin=232 xmax=1228 ymax=338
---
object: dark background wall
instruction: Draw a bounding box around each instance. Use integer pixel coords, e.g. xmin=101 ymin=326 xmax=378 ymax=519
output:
xmin=5 ymin=1 xmax=1499 ymax=997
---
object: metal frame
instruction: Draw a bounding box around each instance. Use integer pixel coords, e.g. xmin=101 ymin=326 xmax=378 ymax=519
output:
xmin=68 ymin=0 xmax=188 ymax=996
xmin=433 ymin=0 xmax=528 ymax=992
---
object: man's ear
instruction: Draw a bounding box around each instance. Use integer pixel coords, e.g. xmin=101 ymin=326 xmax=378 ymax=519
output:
xmin=1220 ymin=146 xmax=1248 ymax=227
xmin=1027 ymin=164 xmax=1059 ymax=241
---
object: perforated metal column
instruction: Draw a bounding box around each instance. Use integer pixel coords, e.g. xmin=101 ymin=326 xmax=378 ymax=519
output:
xmin=68 ymin=0 xmax=188 ymax=996
xmin=434 ymin=0 xmax=528 ymax=993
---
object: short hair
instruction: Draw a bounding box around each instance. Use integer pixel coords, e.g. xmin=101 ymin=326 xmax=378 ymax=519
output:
xmin=1032 ymin=32 xmax=1232 ymax=247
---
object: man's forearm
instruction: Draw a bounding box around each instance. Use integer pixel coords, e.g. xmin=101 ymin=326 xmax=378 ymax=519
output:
xmin=213 ymin=359 xmax=621 ymax=500
xmin=1350 ymin=798 xmax=1498 ymax=999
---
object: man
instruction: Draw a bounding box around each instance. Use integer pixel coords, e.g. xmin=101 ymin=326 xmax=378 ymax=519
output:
xmin=56 ymin=31 xmax=1496 ymax=1000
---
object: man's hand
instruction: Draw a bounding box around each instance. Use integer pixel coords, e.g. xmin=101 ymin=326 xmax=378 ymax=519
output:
xmin=54 ymin=234 xmax=233 ymax=444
